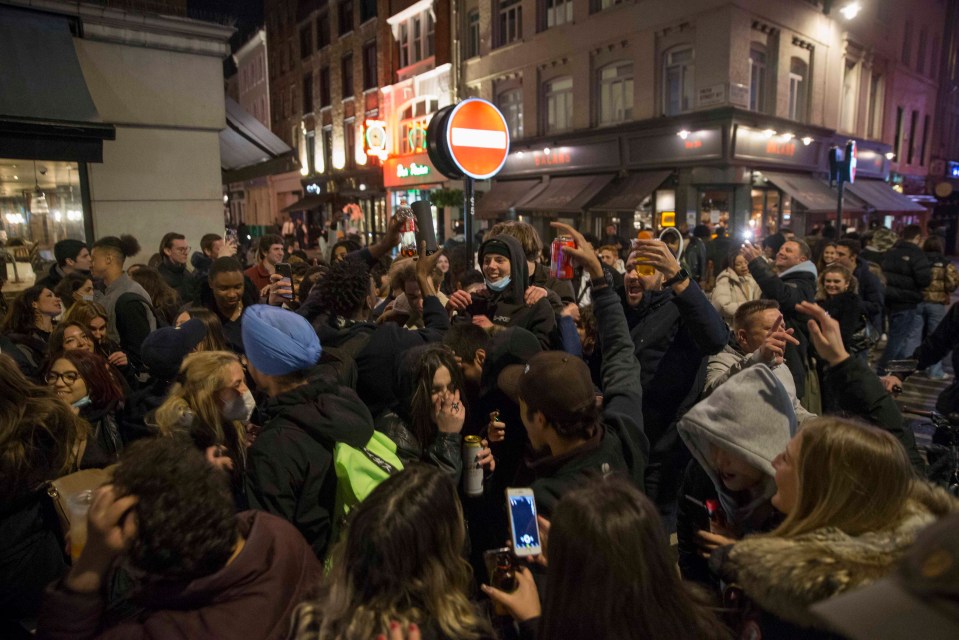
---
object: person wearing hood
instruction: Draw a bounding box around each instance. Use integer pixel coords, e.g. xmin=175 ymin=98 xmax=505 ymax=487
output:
xmin=447 ymin=234 xmax=556 ymax=350
xmin=677 ymin=364 xmax=796 ymax=588
xmin=486 ymin=220 xmax=576 ymax=311
xmin=741 ymin=238 xmax=817 ymax=400
xmin=37 ymin=439 xmax=321 ymax=640
xmin=710 ymin=250 xmax=761 ymax=324
xmin=620 ymin=237 xmax=729 ymax=527
xmin=241 ymin=304 xmax=375 ymax=558
xmin=156 ymin=232 xmax=196 ymax=305
xmin=194 ymin=256 xmax=260 ymax=354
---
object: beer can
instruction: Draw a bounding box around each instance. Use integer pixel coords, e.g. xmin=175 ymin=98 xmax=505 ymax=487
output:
xmin=549 ymin=235 xmax=576 ymax=280
xmin=462 ymin=435 xmax=484 ymax=497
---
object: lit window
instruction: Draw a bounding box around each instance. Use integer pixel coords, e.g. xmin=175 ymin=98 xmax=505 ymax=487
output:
xmin=397 ymin=11 xmax=435 ymax=68
xmin=398 ymin=97 xmax=439 ymax=154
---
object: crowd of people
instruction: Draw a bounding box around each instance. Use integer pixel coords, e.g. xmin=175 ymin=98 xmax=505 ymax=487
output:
xmin=2 ymin=216 xmax=959 ymax=640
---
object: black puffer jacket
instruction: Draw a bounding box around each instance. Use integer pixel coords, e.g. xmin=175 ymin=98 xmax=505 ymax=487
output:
xmin=157 ymin=259 xmax=195 ymax=305
xmin=194 ymin=276 xmax=260 ymax=354
xmin=881 ymin=240 xmax=932 ymax=312
xmin=244 ymin=377 xmax=374 ymax=558
xmin=464 ymin=235 xmax=556 ymax=349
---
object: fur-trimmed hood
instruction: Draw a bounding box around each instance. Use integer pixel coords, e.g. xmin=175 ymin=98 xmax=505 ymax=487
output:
xmin=714 ymin=507 xmax=938 ymax=629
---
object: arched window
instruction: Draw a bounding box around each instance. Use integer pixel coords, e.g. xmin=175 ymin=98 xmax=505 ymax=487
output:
xmin=398 ymin=97 xmax=439 ymax=154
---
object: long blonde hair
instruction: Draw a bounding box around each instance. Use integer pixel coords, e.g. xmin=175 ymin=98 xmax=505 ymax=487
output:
xmin=154 ymin=351 xmax=247 ymax=465
xmin=775 ymin=417 xmax=953 ymax=537
xmin=300 ymin=465 xmax=491 ymax=640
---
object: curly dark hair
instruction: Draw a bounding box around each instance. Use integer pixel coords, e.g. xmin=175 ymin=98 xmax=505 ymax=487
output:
xmin=405 ymin=345 xmax=464 ymax=453
xmin=316 ymin=257 xmax=371 ymax=319
xmin=1 ymin=284 xmax=49 ymax=334
xmin=112 ymin=438 xmax=237 ymax=581
xmin=92 ymin=234 xmax=141 ymax=260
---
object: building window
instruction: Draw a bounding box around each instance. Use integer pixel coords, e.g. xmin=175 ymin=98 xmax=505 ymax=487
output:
xmin=303 ymin=73 xmax=314 ymax=113
xmin=360 ymin=0 xmax=377 ymax=22
xmin=543 ymin=0 xmax=572 ymax=29
xmin=840 ymin=58 xmax=859 ymax=133
xmin=344 ymin=120 xmax=356 ymax=168
xmin=398 ymin=11 xmax=435 ymax=68
xmin=467 ymin=10 xmax=480 ymax=58
xmin=868 ymin=73 xmax=884 ymax=139
xmin=598 ymin=62 xmax=633 ymax=125
xmin=306 ymin=130 xmax=316 ymax=173
xmin=398 ymin=98 xmax=438 ymax=154
xmin=497 ymin=88 xmax=523 ymax=139
xmin=663 ymin=45 xmax=694 ymax=116
xmin=920 ymin=114 xmax=929 ymax=166
xmin=300 ymin=23 xmax=313 ymax=59
xmin=894 ymin=106 xmax=904 ymax=160
xmin=902 ymin=20 xmax=912 ymax=66
xmin=497 ymin=0 xmax=522 ymax=48
xmin=342 ymin=54 xmax=354 ymax=98
xmin=907 ymin=109 xmax=918 ymax=164
xmin=543 ymin=76 xmax=573 ymax=133
xmin=339 ymin=0 xmax=354 ymax=36
xmin=323 ymin=126 xmax=333 ymax=173
xmin=317 ymin=12 xmax=330 ymax=48
xmin=788 ymin=57 xmax=808 ymax=122
xmin=930 ymin=36 xmax=940 ymax=78
xmin=749 ymin=45 xmax=767 ymax=113
xmin=591 ymin=0 xmax=624 ymax=13
xmin=363 ymin=41 xmax=377 ymax=90
xmin=319 ymin=66 xmax=331 ymax=107
xmin=917 ymin=26 xmax=927 ymax=74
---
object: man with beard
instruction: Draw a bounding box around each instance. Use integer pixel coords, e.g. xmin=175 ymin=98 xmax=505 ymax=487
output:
xmin=620 ymin=239 xmax=728 ymax=529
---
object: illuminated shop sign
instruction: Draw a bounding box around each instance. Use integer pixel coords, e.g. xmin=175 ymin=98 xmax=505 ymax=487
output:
xmin=364 ymin=119 xmax=389 ymax=161
xmin=396 ymin=162 xmax=430 ymax=178
xmin=305 ymin=183 xmax=322 ymax=194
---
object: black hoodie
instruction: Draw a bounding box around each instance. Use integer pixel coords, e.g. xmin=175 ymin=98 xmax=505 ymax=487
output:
xmin=244 ymin=376 xmax=374 ymax=558
xmin=194 ymin=275 xmax=260 ymax=354
xmin=466 ymin=235 xmax=556 ymax=349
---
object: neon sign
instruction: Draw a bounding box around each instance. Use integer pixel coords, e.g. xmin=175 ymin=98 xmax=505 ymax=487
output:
xmin=396 ymin=162 xmax=430 ymax=178
xmin=364 ymin=119 xmax=388 ymax=161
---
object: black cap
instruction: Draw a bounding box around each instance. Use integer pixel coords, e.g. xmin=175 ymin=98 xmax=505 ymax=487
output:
xmin=141 ymin=320 xmax=207 ymax=380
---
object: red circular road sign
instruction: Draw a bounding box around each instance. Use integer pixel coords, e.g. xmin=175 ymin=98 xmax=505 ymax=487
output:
xmin=443 ymin=98 xmax=510 ymax=180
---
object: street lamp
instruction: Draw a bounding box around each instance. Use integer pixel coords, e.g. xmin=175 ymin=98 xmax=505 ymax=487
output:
xmin=839 ymin=2 xmax=861 ymax=20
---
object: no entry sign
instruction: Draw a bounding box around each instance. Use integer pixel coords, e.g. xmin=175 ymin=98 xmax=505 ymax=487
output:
xmin=427 ymin=98 xmax=510 ymax=180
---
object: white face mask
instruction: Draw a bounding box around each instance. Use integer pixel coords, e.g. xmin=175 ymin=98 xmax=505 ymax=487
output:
xmin=222 ymin=388 xmax=256 ymax=423
xmin=81 ymin=294 xmax=94 ymax=302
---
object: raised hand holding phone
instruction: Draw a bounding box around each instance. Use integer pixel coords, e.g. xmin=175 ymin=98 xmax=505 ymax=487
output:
xmin=506 ymin=487 xmax=542 ymax=557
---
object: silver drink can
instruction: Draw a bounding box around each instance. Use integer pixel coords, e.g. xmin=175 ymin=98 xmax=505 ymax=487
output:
xmin=463 ymin=435 xmax=484 ymax=497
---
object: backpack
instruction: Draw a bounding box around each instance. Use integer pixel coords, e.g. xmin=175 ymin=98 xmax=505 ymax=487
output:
xmin=328 ymin=430 xmax=404 ymax=550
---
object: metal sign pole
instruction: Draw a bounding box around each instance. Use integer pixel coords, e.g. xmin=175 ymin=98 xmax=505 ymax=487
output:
xmin=464 ymin=177 xmax=475 ymax=266
xmin=836 ymin=178 xmax=844 ymax=229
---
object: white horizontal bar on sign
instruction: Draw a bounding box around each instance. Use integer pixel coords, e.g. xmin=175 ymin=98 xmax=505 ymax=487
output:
xmin=451 ymin=128 xmax=507 ymax=150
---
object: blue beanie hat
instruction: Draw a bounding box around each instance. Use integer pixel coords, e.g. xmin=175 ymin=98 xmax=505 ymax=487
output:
xmin=242 ymin=305 xmax=322 ymax=376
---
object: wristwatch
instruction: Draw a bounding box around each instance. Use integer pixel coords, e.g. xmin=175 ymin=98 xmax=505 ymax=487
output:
xmin=662 ymin=267 xmax=689 ymax=288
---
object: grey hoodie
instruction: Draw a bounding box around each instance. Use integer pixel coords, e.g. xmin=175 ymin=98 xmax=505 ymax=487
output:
xmin=678 ymin=364 xmax=797 ymax=532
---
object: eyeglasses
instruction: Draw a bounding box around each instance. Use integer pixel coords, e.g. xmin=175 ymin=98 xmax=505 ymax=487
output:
xmin=172 ymin=246 xmax=191 ymax=254
xmin=46 ymin=371 xmax=79 ymax=385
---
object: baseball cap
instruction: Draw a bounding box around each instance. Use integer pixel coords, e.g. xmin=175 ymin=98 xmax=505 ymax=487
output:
xmin=501 ymin=350 xmax=597 ymax=424
xmin=811 ymin=511 xmax=959 ymax=640
xmin=141 ymin=320 xmax=207 ymax=380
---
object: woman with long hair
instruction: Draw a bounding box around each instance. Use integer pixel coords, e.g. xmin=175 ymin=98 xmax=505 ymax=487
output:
xmin=48 ymin=321 xmax=95 ymax=354
xmin=816 ymin=241 xmax=838 ymax=274
xmin=64 ymin=300 xmax=130 ymax=371
xmin=0 ymin=354 xmax=87 ymax=622
xmin=376 ymin=344 xmax=492 ymax=482
xmin=52 ymin=272 xmax=95 ymax=313
xmin=710 ymin=249 xmax=761 ymax=325
xmin=290 ymin=465 xmax=494 ymax=640
xmin=43 ymin=349 xmax=125 ymax=468
xmin=1 ymin=285 xmax=62 ymax=375
xmin=484 ymin=478 xmax=729 ymax=640
xmin=174 ymin=307 xmax=229 ymax=352
xmin=815 ymin=264 xmax=868 ymax=354
xmin=131 ymin=265 xmax=181 ymax=326
xmin=714 ymin=417 xmax=956 ymax=637
xmin=153 ymin=350 xmax=254 ymax=501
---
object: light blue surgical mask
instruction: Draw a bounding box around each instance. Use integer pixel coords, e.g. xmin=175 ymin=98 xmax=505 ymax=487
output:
xmin=81 ymin=294 xmax=94 ymax=302
xmin=486 ymin=276 xmax=512 ymax=292
xmin=72 ymin=395 xmax=92 ymax=409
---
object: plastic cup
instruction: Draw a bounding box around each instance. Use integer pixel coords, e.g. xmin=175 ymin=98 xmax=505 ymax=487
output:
xmin=67 ymin=490 xmax=94 ymax=562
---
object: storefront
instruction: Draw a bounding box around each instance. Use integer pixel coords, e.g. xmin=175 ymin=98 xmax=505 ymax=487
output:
xmin=383 ymin=151 xmax=453 ymax=242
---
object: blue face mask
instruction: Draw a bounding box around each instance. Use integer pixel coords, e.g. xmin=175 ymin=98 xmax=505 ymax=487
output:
xmin=486 ymin=276 xmax=512 ymax=292
xmin=72 ymin=395 xmax=92 ymax=409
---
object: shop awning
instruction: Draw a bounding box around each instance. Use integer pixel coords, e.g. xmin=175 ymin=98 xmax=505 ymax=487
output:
xmin=515 ymin=174 xmax=617 ymax=213
xmin=476 ymin=179 xmax=548 ymax=220
xmin=761 ymin=172 xmax=859 ymax=214
xmin=220 ymin=97 xmax=292 ymax=173
xmin=282 ymin=194 xmax=335 ymax=213
xmin=844 ymin=179 xmax=927 ymax=213
xmin=589 ymin=170 xmax=672 ymax=212
xmin=0 ymin=6 xmax=115 ymax=162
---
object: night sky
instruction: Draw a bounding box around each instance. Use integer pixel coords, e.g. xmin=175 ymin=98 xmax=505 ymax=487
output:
xmin=188 ymin=0 xmax=265 ymax=56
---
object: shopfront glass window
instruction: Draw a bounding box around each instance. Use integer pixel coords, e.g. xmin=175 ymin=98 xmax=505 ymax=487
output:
xmin=699 ymin=190 xmax=730 ymax=230
xmin=1 ymin=160 xmax=86 ymax=270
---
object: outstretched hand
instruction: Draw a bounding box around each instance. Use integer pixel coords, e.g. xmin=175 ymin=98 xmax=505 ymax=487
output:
xmin=740 ymin=242 xmax=763 ymax=263
xmin=758 ymin=314 xmax=801 ymax=366
xmin=481 ymin=565 xmax=542 ymax=622
xmin=796 ymin=301 xmax=850 ymax=366
xmin=549 ymin=222 xmax=604 ymax=280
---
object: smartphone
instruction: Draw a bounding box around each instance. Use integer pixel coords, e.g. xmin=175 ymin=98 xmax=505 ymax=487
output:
xmin=506 ymin=487 xmax=542 ymax=557
xmin=275 ymin=262 xmax=293 ymax=299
